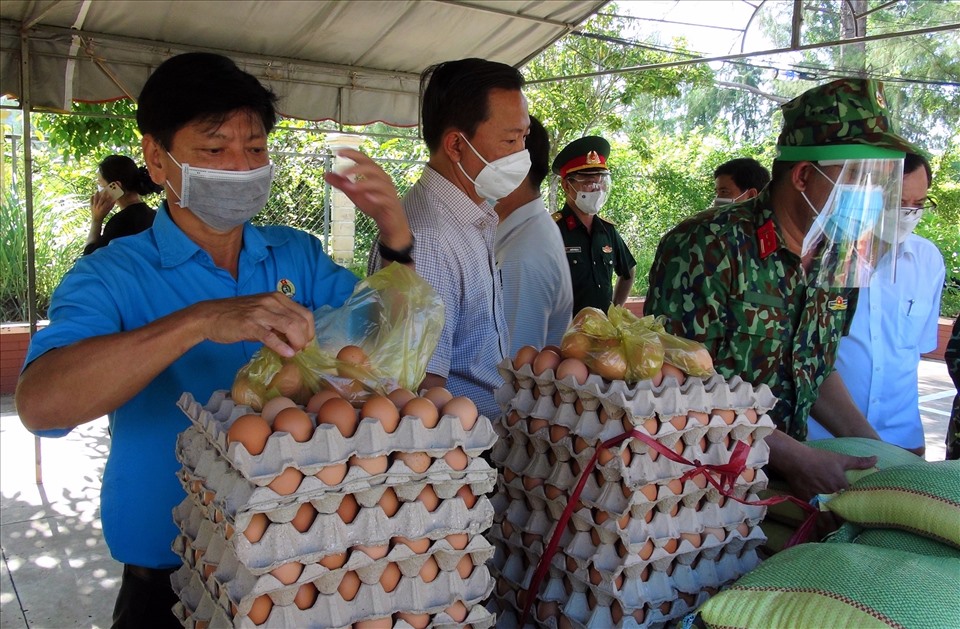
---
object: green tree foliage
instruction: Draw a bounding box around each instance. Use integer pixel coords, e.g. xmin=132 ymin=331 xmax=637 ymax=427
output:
xmin=33 ymin=100 xmax=140 ymax=162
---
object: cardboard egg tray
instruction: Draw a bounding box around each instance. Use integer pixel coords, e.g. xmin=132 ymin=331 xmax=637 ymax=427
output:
xmin=178 ymin=391 xmax=497 ymax=486
xmin=177 ymin=426 xmax=497 ymax=526
xmin=171 ymin=560 xmax=496 ymax=628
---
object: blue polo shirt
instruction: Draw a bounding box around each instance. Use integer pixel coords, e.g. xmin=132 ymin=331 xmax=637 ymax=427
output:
xmin=24 ymin=204 xmax=357 ymax=568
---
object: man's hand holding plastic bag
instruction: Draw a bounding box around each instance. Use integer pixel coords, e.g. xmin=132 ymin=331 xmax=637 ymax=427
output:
xmin=232 ymin=264 xmax=444 ymax=408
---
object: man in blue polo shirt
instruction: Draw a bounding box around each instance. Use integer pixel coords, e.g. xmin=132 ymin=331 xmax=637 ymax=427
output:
xmin=15 ymin=52 xmax=414 ymax=627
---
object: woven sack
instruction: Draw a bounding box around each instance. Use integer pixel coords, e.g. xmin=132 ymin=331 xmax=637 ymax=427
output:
xmin=826 ymin=522 xmax=960 ymax=559
xmin=758 ymin=438 xmax=922 ymax=544
xmin=820 ymin=460 xmax=960 ymax=548
xmin=698 ymin=543 xmax=960 ymax=628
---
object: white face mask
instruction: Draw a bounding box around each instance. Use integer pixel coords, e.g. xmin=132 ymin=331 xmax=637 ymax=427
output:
xmin=713 ymin=190 xmax=746 ymax=208
xmin=456 ymin=133 xmax=531 ymax=203
xmin=166 ymin=152 xmax=275 ymax=232
xmin=576 ymin=189 xmax=607 ymax=215
xmin=879 ymin=208 xmax=924 ymax=245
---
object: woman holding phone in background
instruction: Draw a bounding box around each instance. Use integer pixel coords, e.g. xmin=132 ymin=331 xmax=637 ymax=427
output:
xmin=84 ymin=155 xmax=163 ymax=255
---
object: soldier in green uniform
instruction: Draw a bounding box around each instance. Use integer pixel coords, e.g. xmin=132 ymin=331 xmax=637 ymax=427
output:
xmin=551 ymin=136 xmax=636 ymax=316
xmin=646 ymin=78 xmax=924 ymax=501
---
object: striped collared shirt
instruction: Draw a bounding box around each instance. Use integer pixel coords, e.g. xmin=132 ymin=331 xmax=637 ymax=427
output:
xmin=368 ymin=166 xmax=507 ymax=418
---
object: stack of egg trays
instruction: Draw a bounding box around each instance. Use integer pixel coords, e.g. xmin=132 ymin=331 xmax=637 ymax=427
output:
xmin=172 ymin=390 xmax=498 ymax=627
xmin=488 ymin=360 xmax=776 ymax=628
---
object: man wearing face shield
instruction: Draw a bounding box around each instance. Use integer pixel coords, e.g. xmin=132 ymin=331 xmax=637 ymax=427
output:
xmin=552 ymin=136 xmax=637 ymax=316
xmin=368 ymin=58 xmax=530 ymax=420
xmin=646 ymin=78 xmax=926 ymax=504
xmin=16 ymin=52 xmax=415 ymax=627
xmin=806 ymin=153 xmax=945 ymax=455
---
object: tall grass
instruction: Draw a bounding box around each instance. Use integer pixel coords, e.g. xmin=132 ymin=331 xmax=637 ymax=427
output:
xmin=0 ymin=188 xmax=87 ymax=322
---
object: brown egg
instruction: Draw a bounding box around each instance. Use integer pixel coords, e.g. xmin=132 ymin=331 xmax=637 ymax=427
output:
xmin=503 ymin=467 xmax=517 ymax=483
xmin=243 ymin=513 xmax=270 ymax=543
xmin=293 ymin=582 xmax=318 ymax=610
xmin=268 ymin=467 xmax=303 ymax=495
xmin=319 ymin=551 xmax=347 ymax=569
xmin=533 ymin=348 xmax=562 ymax=375
xmin=417 ymin=485 xmax=440 ymax=511
xmin=418 ymin=556 xmax=440 ymax=582
xmin=260 ymin=396 xmax=298 ymax=424
xmin=557 ymin=357 xmax=590 ymax=384
xmin=704 ymin=526 xmax=725 ymax=541
xmin=538 ymin=600 xmax=561 ymax=622
xmin=269 ymin=362 xmax=304 ymax=399
xmin=456 ymin=555 xmax=474 ymax=578
xmin=522 ymin=476 xmax=544 ymax=490
xmin=316 ymin=462 xmax=348 ymax=485
xmin=443 ymin=396 xmax=479 ymax=430
xmin=272 ymin=407 xmax=314 ymax=442
xmin=681 ymin=532 xmax=703 ymax=548
xmin=336 ymin=344 xmax=369 ymax=367
xmin=337 ymin=494 xmax=360 ymax=524
xmin=349 ymin=454 xmax=389 ymax=475
xmin=456 ymin=484 xmax=477 ymax=509
xmin=549 ymin=425 xmax=569 ymax=443
xmin=306 ymin=389 xmax=342 ymax=414
xmin=396 ymin=451 xmax=432 ymax=474
xmin=663 ymin=538 xmax=679 ymax=553
xmin=271 ymin=561 xmax=303 ymax=585
xmin=393 ymin=536 xmax=431 ymax=554
xmin=639 ymin=539 xmax=655 ymax=560
xmin=227 ymin=414 xmax=272 ymax=455
xmin=741 ymin=468 xmax=757 ymax=482
xmin=337 ymin=570 xmax=362 ymax=601
xmin=650 ymin=367 xmax=665 ymax=387
xmin=395 ymin=612 xmax=431 ymax=629
xmin=544 ymin=484 xmax=564 ymax=500
xmin=528 ymin=417 xmax=549 ymax=434
xmin=378 ymin=488 xmax=400 ymax=517
xmin=513 ymin=345 xmax=539 ymax=370
xmin=360 ymin=395 xmax=401 ymax=433
xmin=445 ymin=601 xmax=469 ymax=622
xmin=669 ymin=415 xmax=687 ymax=431
xmin=354 ymin=543 xmax=389 ymax=560
xmin=318 ymin=398 xmax=358 ymax=437
xmin=667 ymin=478 xmax=684 ymax=495
xmin=505 ymin=410 xmax=522 ymax=427
xmin=422 ymin=386 xmax=454 ymax=408
xmin=446 ymin=532 xmax=470 ymax=550
xmin=661 ymin=363 xmax=686 ymax=385
xmin=247 ymin=594 xmax=273 ymax=625
xmin=745 ymin=408 xmax=759 ymax=423
xmin=378 ymin=561 xmax=403 ymax=593
xmin=387 ymin=387 xmax=417 ymax=409
xmin=402 ymin=397 xmax=439 ymax=428
xmin=291 ymin=502 xmax=316 ymax=533
xmin=573 ymin=436 xmax=591 ymax=454
xmin=444 ymin=447 xmax=469 ymax=471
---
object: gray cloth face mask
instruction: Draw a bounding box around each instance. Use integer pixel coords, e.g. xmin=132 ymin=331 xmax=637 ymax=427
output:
xmin=166 ymin=152 xmax=275 ymax=232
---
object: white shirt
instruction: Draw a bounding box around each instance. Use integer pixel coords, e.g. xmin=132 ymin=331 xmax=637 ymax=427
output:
xmin=496 ymin=197 xmax=573 ymax=355
xmin=368 ymin=166 xmax=507 ymax=419
xmin=807 ymin=234 xmax=945 ymax=448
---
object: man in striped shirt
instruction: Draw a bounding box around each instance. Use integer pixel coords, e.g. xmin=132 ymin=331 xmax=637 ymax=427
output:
xmin=369 ymin=58 xmax=531 ymax=419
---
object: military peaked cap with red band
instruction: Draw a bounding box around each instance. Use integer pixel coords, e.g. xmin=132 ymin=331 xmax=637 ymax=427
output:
xmin=552 ymin=136 xmax=611 ymax=177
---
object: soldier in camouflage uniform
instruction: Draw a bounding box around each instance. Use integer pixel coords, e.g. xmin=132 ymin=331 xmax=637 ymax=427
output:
xmin=646 ymin=78 xmax=924 ymax=500
xmin=945 ymin=317 xmax=959 ymax=460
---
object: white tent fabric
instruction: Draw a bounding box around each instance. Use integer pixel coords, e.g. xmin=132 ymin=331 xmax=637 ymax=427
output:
xmin=1 ymin=0 xmax=608 ymax=126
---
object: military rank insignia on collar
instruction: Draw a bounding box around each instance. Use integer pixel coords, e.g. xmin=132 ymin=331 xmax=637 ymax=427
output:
xmin=757 ymin=219 xmax=777 ymax=259
xmin=827 ymin=296 xmax=848 ymax=311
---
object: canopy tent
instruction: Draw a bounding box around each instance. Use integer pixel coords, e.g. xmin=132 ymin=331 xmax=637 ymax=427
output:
xmin=1 ymin=0 xmax=608 ymax=125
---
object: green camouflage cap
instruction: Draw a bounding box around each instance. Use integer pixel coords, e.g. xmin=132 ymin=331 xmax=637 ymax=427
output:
xmin=776 ymin=78 xmax=924 ymax=161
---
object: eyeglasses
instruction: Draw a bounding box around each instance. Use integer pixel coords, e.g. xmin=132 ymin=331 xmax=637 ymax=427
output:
xmin=566 ymin=172 xmax=611 ymax=185
xmin=900 ymin=198 xmax=938 ymax=216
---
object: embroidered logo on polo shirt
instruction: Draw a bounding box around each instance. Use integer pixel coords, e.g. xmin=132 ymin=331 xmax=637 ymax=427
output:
xmin=602 ymin=245 xmax=613 ymax=253
xmin=757 ymin=220 xmax=777 ymax=259
xmin=827 ymin=296 xmax=848 ymax=311
xmin=277 ymin=279 xmax=296 ymax=297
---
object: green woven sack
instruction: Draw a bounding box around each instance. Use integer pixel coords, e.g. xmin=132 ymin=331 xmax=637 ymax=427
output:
xmin=699 ymin=543 xmax=960 ymax=629
xmin=820 ymin=460 xmax=960 ymax=548
xmin=826 ymin=523 xmax=960 ymax=559
xmin=806 ymin=437 xmax=922 ymax=482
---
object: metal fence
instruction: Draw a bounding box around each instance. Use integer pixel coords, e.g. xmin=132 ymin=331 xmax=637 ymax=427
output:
xmin=260 ymin=147 xmax=425 ymax=275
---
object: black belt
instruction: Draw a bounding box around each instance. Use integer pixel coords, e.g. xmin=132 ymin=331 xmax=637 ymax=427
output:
xmin=127 ymin=564 xmax=177 ymax=583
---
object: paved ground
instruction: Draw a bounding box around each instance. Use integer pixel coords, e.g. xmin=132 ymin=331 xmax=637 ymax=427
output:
xmin=1 ymin=359 xmax=955 ymax=628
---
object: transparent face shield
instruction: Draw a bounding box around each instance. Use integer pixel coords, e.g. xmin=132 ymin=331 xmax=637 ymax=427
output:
xmin=800 ymin=158 xmax=904 ymax=288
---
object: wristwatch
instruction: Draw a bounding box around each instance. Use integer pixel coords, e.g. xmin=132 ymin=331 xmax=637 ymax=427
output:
xmin=378 ymin=236 xmax=415 ymax=264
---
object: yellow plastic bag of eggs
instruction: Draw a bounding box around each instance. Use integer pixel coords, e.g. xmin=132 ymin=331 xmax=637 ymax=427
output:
xmin=559 ymin=306 xmax=715 ymax=383
xmin=232 ymin=264 xmax=444 ymax=409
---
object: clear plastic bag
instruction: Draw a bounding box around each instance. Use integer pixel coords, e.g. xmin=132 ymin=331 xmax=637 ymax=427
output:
xmin=231 ymin=264 xmax=444 ymax=409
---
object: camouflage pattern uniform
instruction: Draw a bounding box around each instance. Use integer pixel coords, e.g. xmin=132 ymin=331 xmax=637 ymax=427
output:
xmin=945 ymin=317 xmax=960 ymax=460
xmin=645 ymin=192 xmax=856 ymax=439
xmin=646 ymin=78 xmax=923 ymax=440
